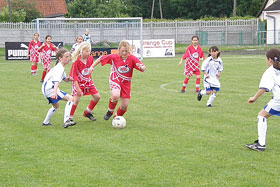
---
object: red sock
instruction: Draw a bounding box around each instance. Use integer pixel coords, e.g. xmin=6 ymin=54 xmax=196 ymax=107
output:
xmin=70 ymin=104 xmax=77 ymax=118
xmin=117 ymin=107 xmax=127 ymax=116
xmin=41 ymin=71 xmax=46 ymax=81
xmin=30 ymin=65 xmax=34 ymax=74
xmin=86 ymin=100 xmax=98 ymax=112
xmin=108 ymin=98 xmax=118 ymax=114
xmin=34 ymin=65 xmax=37 ymax=73
xmin=181 ymin=77 xmax=189 ymax=90
xmin=195 ymin=78 xmax=200 ymax=92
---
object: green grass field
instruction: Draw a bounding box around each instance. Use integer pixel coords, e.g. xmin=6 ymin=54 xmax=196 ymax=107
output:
xmin=1 ymin=54 xmax=280 ymax=186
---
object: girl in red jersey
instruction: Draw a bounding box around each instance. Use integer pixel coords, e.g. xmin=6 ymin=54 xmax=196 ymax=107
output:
xmin=38 ymin=35 xmax=57 ymax=82
xmin=27 ymin=33 xmax=41 ymax=75
xmin=178 ymin=36 xmax=204 ymax=93
xmin=69 ymin=42 xmax=100 ymax=122
xmin=91 ymin=40 xmax=146 ymax=120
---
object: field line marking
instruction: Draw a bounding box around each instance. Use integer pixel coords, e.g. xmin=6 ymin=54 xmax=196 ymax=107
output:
xmin=160 ymin=81 xmax=181 ymax=93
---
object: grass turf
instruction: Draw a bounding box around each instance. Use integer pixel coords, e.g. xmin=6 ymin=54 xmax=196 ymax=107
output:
xmin=0 ymin=54 xmax=280 ymax=186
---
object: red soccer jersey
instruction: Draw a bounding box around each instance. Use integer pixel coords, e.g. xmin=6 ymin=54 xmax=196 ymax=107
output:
xmin=39 ymin=43 xmax=56 ymax=64
xmin=100 ymin=54 xmax=144 ymax=83
xmin=182 ymin=45 xmax=204 ymax=63
xmin=69 ymin=56 xmax=95 ymax=88
xmin=28 ymin=40 xmax=41 ymax=62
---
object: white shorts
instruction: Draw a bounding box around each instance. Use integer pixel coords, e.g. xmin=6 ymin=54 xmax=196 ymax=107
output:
xmin=264 ymin=99 xmax=280 ymax=116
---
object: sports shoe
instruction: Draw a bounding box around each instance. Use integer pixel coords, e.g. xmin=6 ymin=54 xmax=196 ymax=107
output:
xmin=63 ymin=120 xmax=72 ymax=128
xmin=42 ymin=122 xmax=52 ymax=126
xmin=197 ymin=90 xmax=202 ymax=101
xmin=104 ymin=111 xmax=113 ymax=120
xmin=246 ymin=140 xmax=266 ymax=151
xmin=69 ymin=119 xmax=76 ymax=126
xmin=83 ymin=112 xmax=96 ymax=121
xmin=40 ymin=80 xmax=43 ymax=83
xmin=207 ymin=104 xmax=212 ymax=107
xmin=181 ymin=90 xmax=185 ymax=93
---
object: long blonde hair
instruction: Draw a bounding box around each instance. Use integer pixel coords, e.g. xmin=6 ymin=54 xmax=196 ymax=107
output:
xmin=72 ymin=41 xmax=91 ymax=62
xmin=118 ymin=40 xmax=131 ymax=57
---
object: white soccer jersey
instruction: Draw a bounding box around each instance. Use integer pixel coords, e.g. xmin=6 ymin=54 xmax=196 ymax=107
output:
xmin=259 ymin=66 xmax=280 ymax=100
xmin=70 ymin=43 xmax=80 ymax=55
xmin=201 ymin=56 xmax=223 ymax=88
xmin=41 ymin=63 xmax=66 ymax=98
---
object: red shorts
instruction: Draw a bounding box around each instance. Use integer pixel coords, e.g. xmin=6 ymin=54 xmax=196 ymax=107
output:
xmin=72 ymin=84 xmax=99 ymax=96
xmin=110 ymin=80 xmax=131 ymax=99
xmin=30 ymin=55 xmax=39 ymax=63
xmin=184 ymin=67 xmax=200 ymax=77
xmin=42 ymin=62 xmax=51 ymax=70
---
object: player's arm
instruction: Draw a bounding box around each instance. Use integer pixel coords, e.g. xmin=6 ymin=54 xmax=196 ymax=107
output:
xmin=37 ymin=42 xmax=45 ymax=51
xmin=64 ymin=77 xmax=74 ymax=82
xmin=217 ymin=72 xmax=221 ymax=78
xmin=74 ymin=81 xmax=83 ymax=96
xmin=248 ymin=88 xmax=266 ymax=103
xmin=51 ymin=82 xmax=59 ymax=99
xmin=27 ymin=42 xmax=31 ymax=57
xmin=136 ymin=63 xmax=146 ymax=72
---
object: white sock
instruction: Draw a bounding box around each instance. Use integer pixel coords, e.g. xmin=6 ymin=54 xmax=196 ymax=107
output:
xmin=43 ymin=107 xmax=57 ymax=124
xmin=207 ymin=93 xmax=216 ymax=105
xmin=200 ymin=89 xmax=206 ymax=95
xmin=257 ymin=116 xmax=267 ymax=146
xmin=64 ymin=101 xmax=73 ymax=123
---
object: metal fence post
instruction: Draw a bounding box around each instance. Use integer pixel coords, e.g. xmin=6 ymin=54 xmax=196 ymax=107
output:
xmin=175 ymin=20 xmax=178 ymax=43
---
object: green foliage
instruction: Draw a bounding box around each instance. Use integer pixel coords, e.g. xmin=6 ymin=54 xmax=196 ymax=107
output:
xmin=236 ymin=0 xmax=263 ymax=17
xmin=0 ymin=6 xmax=26 ymax=22
xmin=11 ymin=0 xmax=41 ymax=22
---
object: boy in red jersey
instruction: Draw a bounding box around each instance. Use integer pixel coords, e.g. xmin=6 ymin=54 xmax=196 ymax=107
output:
xmin=27 ymin=33 xmax=41 ymax=75
xmin=91 ymin=40 xmax=146 ymax=120
xmin=68 ymin=42 xmax=100 ymax=122
xmin=178 ymin=36 xmax=204 ymax=93
xmin=38 ymin=35 xmax=57 ymax=82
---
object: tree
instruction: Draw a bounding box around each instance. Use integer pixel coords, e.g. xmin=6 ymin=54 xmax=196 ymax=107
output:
xmin=236 ymin=0 xmax=263 ymax=17
xmin=11 ymin=0 xmax=41 ymax=22
xmin=0 ymin=6 xmax=26 ymax=22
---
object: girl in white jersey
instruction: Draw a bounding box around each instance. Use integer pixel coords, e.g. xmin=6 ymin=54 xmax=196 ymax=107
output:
xmin=41 ymin=48 xmax=76 ymax=128
xmin=197 ymin=46 xmax=223 ymax=107
xmin=246 ymin=48 xmax=280 ymax=151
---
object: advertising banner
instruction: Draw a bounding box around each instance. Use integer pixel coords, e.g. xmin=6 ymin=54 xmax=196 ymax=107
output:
xmin=127 ymin=39 xmax=175 ymax=58
xmin=5 ymin=42 xmax=63 ymax=60
xmin=91 ymin=48 xmax=118 ymax=58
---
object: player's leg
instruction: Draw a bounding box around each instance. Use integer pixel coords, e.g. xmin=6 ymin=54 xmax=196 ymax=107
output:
xmin=62 ymin=94 xmax=76 ymax=127
xmin=194 ymin=71 xmax=201 ymax=93
xmin=181 ymin=75 xmax=190 ymax=93
xmin=41 ymin=62 xmax=48 ymax=82
xmin=206 ymin=89 xmax=218 ymax=107
xmin=42 ymin=102 xmax=59 ymax=126
xmin=104 ymin=89 xmax=120 ymax=120
xmin=83 ymin=93 xmax=100 ymax=121
xmin=69 ymin=95 xmax=80 ymax=120
xmin=116 ymin=98 xmax=129 ymax=117
xmin=197 ymin=83 xmax=211 ymax=101
xmin=246 ymin=109 xmax=271 ymax=151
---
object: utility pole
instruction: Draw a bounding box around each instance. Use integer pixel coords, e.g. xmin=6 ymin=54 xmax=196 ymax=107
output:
xmin=233 ymin=0 xmax=236 ymax=17
xmin=151 ymin=0 xmax=163 ymax=19
xmin=8 ymin=0 xmax=12 ymax=22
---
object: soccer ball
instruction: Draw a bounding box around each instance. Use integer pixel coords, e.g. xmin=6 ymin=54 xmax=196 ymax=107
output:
xmin=112 ymin=116 xmax=126 ymax=129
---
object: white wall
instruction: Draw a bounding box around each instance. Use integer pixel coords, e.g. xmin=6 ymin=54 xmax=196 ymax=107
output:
xmin=265 ymin=12 xmax=280 ymax=44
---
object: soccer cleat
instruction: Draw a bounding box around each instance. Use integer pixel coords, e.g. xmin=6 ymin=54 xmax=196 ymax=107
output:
xmin=42 ymin=122 xmax=52 ymax=126
xmin=83 ymin=112 xmax=97 ymax=121
xmin=246 ymin=140 xmax=266 ymax=151
xmin=181 ymin=90 xmax=185 ymax=93
xmin=69 ymin=119 xmax=76 ymax=126
xmin=40 ymin=80 xmax=43 ymax=83
xmin=197 ymin=90 xmax=203 ymax=101
xmin=104 ymin=111 xmax=113 ymax=120
xmin=63 ymin=120 xmax=72 ymax=128
xmin=207 ymin=104 xmax=212 ymax=107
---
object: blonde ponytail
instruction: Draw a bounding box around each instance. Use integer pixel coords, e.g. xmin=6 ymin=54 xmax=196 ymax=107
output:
xmin=72 ymin=41 xmax=91 ymax=62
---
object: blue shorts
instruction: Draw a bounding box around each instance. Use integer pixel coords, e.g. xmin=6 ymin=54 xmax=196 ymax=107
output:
xmin=264 ymin=104 xmax=280 ymax=116
xmin=47 ymin=91 xmax=66 ymax=104
xmin=206 ymin=87 xmax=220 ymax=92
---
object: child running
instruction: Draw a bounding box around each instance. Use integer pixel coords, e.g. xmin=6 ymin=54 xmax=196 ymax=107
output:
xmin=178 ymin=36 xmax=204 ymax=93
xmin=38 ymin=35 xmax=57 ymax=82
xmin=246 ymin=48 xmax=280 ymax=151
xmin=69 ymin=42 xmax=100 ymax=122
xmin=91 ymin=40 xmax=146 ymax=120
xmin=70 ymin=35 xmax=83 ymax=55
xmin=27 ymin=33 xmax=41 ymax=75
xmin=197 ymin=46 xmax=223 ymax=107
xmin=41 ymin=48 xmax=76 ymax=128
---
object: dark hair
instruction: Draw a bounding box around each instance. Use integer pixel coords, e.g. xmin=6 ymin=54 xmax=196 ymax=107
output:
xmin=208 ymin=46 xmax=220 ymax=57
xmin=266 ymin=48 xmax=280 ymax=70
xmin=55 ymin=48 xmax=68 ymax=65
xmin=45 ymin=35 xmax=52 ymax=40
xmin=34 ymin=33 xmax=39 ymax=36
xmin=191 ymin=35 xmax=199 ymax=40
